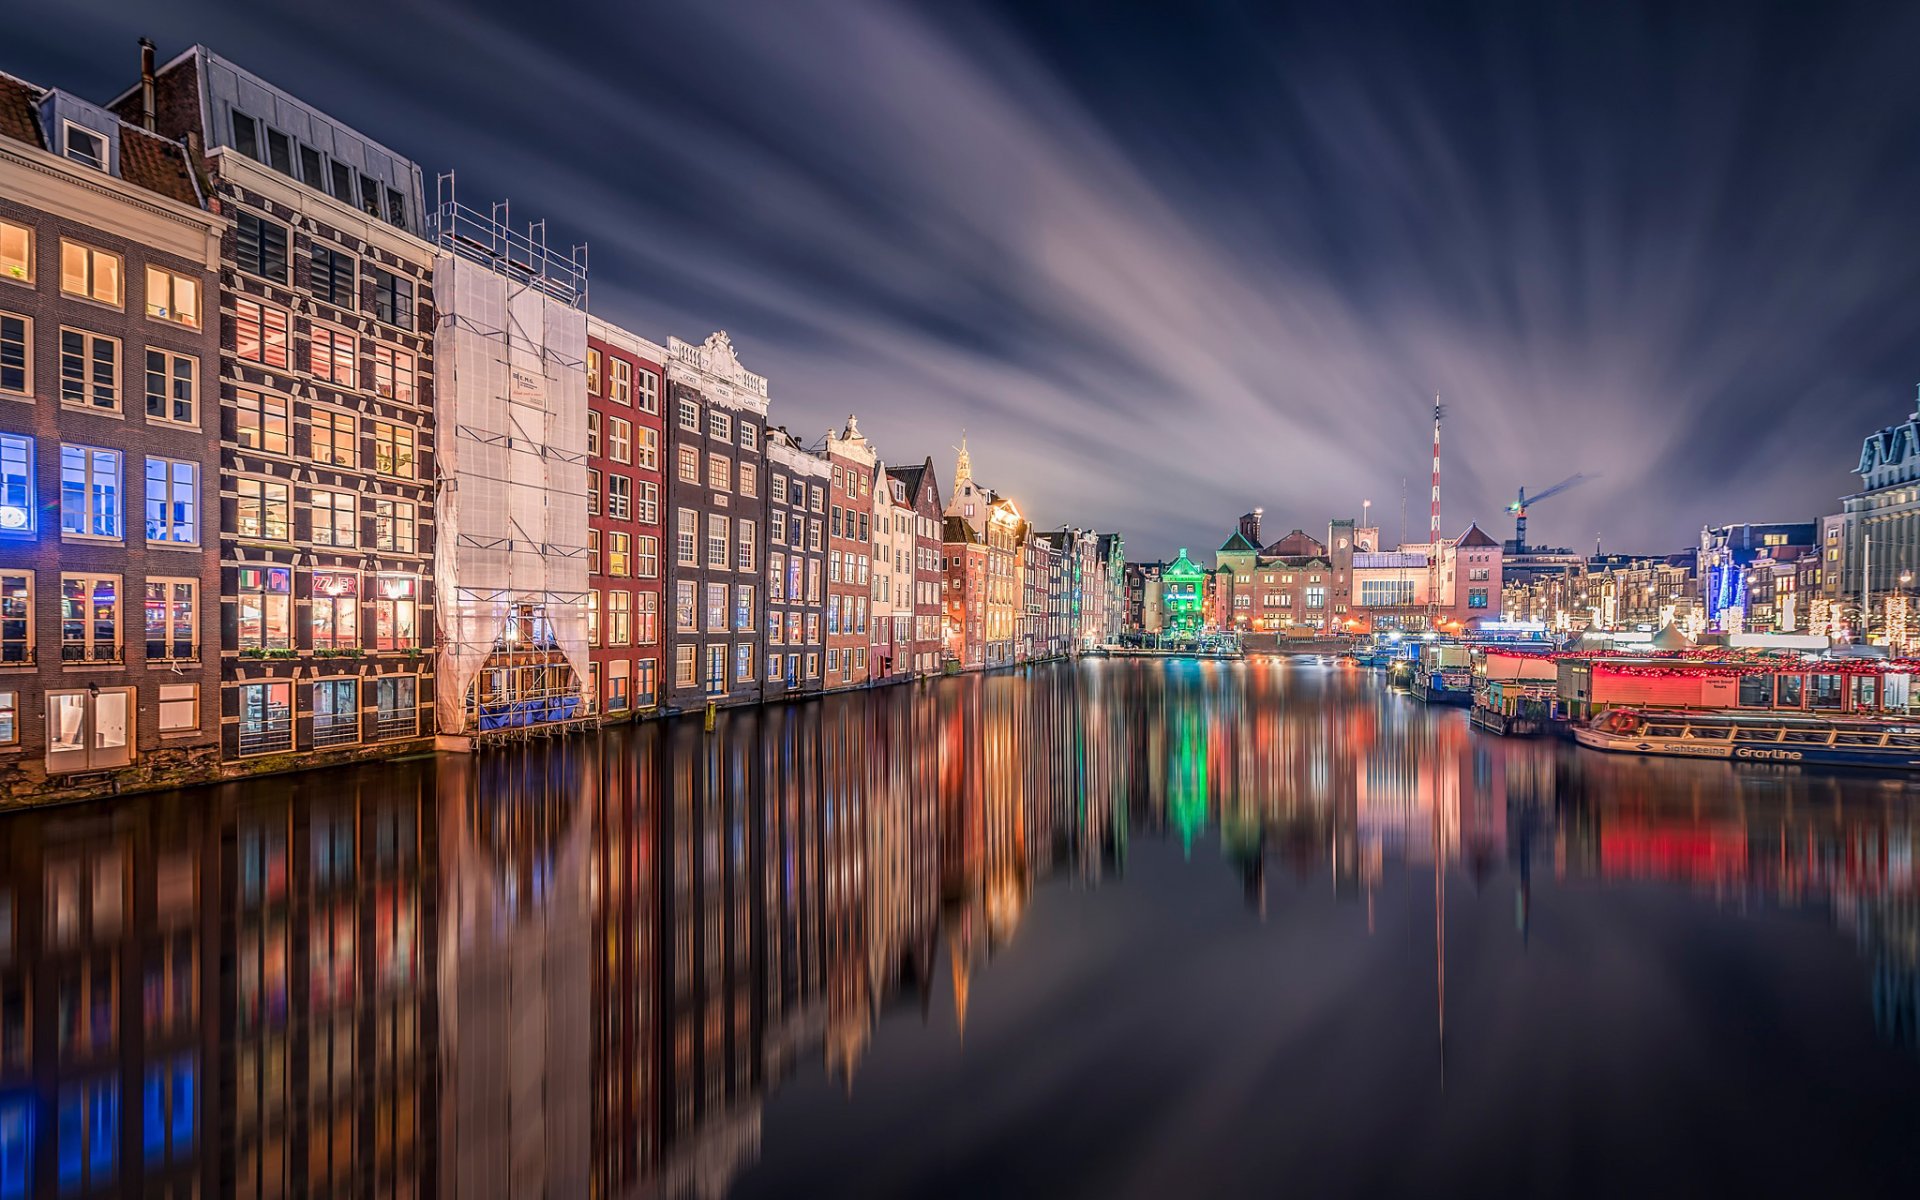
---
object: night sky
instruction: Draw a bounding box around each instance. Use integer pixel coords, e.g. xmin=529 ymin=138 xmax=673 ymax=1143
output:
xmin=13 ymin=0 xmax=1920 ymax=559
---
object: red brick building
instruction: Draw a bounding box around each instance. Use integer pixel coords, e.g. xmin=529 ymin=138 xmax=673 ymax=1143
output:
xmin=586 ymin=317 xmax=665 ymax=717
xmin=943 ymin=516 xmax=986 ymax=669
xmin=824 ymin=418 xmax=875 ymax=689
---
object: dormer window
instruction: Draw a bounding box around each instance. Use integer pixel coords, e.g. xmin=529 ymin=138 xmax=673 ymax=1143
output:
xmin=63 ymin=123 xmax=107 ymax=171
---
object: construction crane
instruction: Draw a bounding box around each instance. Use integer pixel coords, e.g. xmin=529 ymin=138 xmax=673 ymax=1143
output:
xmin=1507 ymin=474 xmax=1590 ymax=552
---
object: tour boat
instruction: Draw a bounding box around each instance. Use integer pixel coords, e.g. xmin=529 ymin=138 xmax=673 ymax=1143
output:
xmin=1411 ymin=643 xmax=1474 ymax=706
xmin=1574 ymin=707 xmax=1920 ymax=771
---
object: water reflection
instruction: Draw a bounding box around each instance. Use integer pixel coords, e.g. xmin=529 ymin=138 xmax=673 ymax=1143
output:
xmin=0 ymin=659 xmax=1916 ymax=1196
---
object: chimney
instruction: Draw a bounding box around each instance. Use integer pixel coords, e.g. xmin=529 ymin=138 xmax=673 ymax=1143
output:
xmin=138 ymin=38 xmax=157 ymax=132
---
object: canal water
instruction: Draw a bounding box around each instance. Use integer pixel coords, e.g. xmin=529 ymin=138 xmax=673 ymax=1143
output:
xmin=3 ymin=658 xmax=1919 ymax=1197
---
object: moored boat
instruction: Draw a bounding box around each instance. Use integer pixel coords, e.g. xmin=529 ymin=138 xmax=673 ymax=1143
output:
xmin=1573 ymin=707 xmax=1920 ymax=771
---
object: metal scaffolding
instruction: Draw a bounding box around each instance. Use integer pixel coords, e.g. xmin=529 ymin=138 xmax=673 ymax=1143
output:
xmin=431 ymin=174 xmax=593 ymax=736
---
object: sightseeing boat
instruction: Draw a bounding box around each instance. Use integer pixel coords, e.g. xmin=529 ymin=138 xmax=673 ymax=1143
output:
xmin=1573 ymin=708 xmax=1920 ymax=770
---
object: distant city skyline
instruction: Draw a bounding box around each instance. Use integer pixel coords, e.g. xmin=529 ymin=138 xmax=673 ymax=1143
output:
xmin=15 ymin=0 xmax=1920 ymax=558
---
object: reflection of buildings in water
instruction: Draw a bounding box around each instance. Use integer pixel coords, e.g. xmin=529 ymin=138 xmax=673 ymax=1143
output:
xmin=441 ymin=746 xmax=591 ymax=1200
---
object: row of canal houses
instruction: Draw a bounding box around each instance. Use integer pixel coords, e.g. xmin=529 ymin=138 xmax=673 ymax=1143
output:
xmin=0 ymin=43 xmax=1124 ymax=806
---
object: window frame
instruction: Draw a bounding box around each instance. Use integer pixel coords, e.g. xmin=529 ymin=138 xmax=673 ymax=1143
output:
xmin=59 ymin=239 xmax=123 ymax=306
xmin=143 ymin=265 xmax=202 ymax=330
xmin=143 ymin=348 xmax=198 ymax=426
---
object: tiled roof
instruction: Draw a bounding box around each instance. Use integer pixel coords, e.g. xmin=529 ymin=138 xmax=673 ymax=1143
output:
xmin=0 ymin=73 xmax=46 ymax=150
xmin=942 ymin=516 xmax=979 ymax=545
xmin=1262 ymin=530 xmax=1326 ymax=557
xmin=119 ymin=124 xmax=199 ymax=207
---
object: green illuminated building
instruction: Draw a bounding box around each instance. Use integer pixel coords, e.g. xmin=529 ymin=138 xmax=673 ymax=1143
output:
xmin=1162 ymin=549 xmax=1206 ymax=637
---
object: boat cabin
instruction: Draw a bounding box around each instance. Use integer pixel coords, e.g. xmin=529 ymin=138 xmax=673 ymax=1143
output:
xmin=1557 ymin=656 xmax=1918 ymax=722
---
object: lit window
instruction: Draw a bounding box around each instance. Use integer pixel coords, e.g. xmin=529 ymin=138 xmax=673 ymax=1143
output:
xmin=372 ymin=345 xmax=415 ymax=402
xmin=372 ymin=422 xmax=416 ymax=477
xmin=374 ymin=498 xmax=415 ymax=552
xmin=708 ymin=455 xmax=731 ymax=492
xmin=309 ymin=490 xmax=356 ymax=547
xmin=373 ymin=575 xmax=418 ymax=649
xmin=610 ymin=357 xmax=632 ymax=404
xmin=0 ymin=433 xmax=33 ymax=535
xmin=308 ymin=327 xmax=357 ymax=388
xmin=586 ymin=411 xmax=601 ymax=457
xmin=234 ymin=389 xmax=290 ymax=455
xmin=234 ymin=299 xmax=290 ymax=368
xmin=608 ymin=531 xmax=631 ymax=577
xmin=310 ymin=572 xmax=359 ymax=649
xmin=144 ymin=266 xmax=200 ymax=329
xmin=635 ymin=426 xmax=658 ymax=470
xmin=59 ymin=574 xmax=121 ymax=662
xmin=586 ymin=348 xmax=602 ymax=393
xmin=143 ymin=580 xmax=198 ymax=662
xmin=143 ymin=457 xmax=198 ymax=545
xmin=60 ymin=445 xmax=122 ymax=539
xmin=0 ymin=219 xmax=30 ymax=283
xmin=0 ymin=573 xmax=32 ymax=664
xmin=311 ymin=410 xmax=357 ymax=467
xmin=234 ymin=477 xmax=290 ymax=541
xmin=59 ymin=328 xmax=120 ymax=411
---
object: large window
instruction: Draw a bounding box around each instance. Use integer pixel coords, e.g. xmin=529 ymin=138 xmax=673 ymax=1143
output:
xmin=311 ymin=410 xmax=356 ymax=467
xmin=60 ymin=574 xmax=120 ymax=662
xmin=374 ymin=576 xmax=418 ymax=649
xmin=0 ymin=312 xmax=28 ymax=396
xmin=636 ymin=590 xmax=658 ymax=645
xmin=677 ymin=509 xmax=698 ymax=567
xmin=1 ymin=573 xmax=32 ymax=663
xmin=706 ymin=584 xmax=727 ymax=632
xmin=675 ymin=644 xmax=696 ymax=689
xmin=737 ymin=519 xmax=755 ymax=572
xmin=606 ymin=590 xmax=631 ymax=645
xmin=235 ymin=213 xmax=288 ymax=282
xmin=143 ymin=580 xmax=197 ymax=662
xmin=234 ymin=477 xmax=290 ymax=541
xmin=372 ymin=346 xmax=414 ymax=402
xmin=677 ymin=445 xmax=699 ymax=483
xmin=59 ymin=240 xmax=122 ymax=305
xmin=308 ymin=326 xmax=357 ymax=388
xmin=234 ymin=299 xmax=290 ymax=368
xmin=144 ymin=350 xmax=196 ymax=424
xmin=372 ymin=422 xmax=415 ymax=477
xmin=706 ymin=514 xmax=729 ymax=569
xmin=309 ymin=245 xmax=355 ymax=309
xmin=311 ymin=568 xmax=360 ymax=645
xmin=607 ymin=474 xmax=631 ymax=520
xmin=0 ymin=219 xmax=29 ymax=283
xmin=734 ymin=585 xmax=754 ymax=632
xmin=374 ymin=498 xmax=416 ymax=553
xmin=234 ymin=389 xmax=290 ymax=454
xmin=236 ymin=681 xmax=293 ymax=755
xmin=636 ymin=426 xmax=658 ymax=470
xmin=607 ymin=531 xmax=630 ymax=577
xmin=608 ymin=416 xmax=631 ymax=463
xmin=310 ymin=490 xmax=356 ymax=547
xmin=707 ymin=454 xmax=731 ymax=492
xmin=143 ymin=457 xmax=198 ymax=545
xmin=60 ymin=445 xmax=122 ymax=540
xmin=636 ymin=534 xmax=658 ymax=579
xmin=144 ymin=266 xmax=200 ymax=329
xmin=677 ymin=397 xmax=699 ymax=432
xmin=59 ymin=328 xmax=120 ymax=411
xmin=236 ymin=566 xmax=292 ymax=650
xmin=375 ymin=676 xmax=416 ymax=739
xmin=370 ymin=267 xmax=413 ymax=329
xmin=312 ymin=677 xmax=359 ymax=748
xmin=0 ymin=433 xmax=32 ymax=534
xmin=636 ymin=480 xmax=658 ymax=525
xmin=676 ymin=580 xmax=696 ymax=632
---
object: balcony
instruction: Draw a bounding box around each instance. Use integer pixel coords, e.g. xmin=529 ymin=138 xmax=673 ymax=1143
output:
xmin=60 ymin=643 xmax=123 ymax=665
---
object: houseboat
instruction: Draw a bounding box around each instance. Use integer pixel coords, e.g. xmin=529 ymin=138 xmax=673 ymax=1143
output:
xmin=1469 ymin=649 xmax=1561 ymax=736
xmin=1412 ymin=643 xmax=1474 ymax=706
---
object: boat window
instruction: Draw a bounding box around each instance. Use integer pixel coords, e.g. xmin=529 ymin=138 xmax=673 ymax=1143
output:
xmin=1738 ymin=675 xmax=1773 ymax=707
xmin=1886 ymin=674 xmax=1914 ymax=714
xmin=1850 ymin=676 xmax=1878 ymax=712
xmin=1782 ymin=729 xmax=1831 ymax=744
xmin=1685 ymin=726 xmax=1733 ymax=740
xmin=1775 ymin=675 xmax=1804 ymax=708
xmin=1888 ymin=734 xmax=1920 ymax=751
xmin=1740 ymin=724 xmax=1786 ymax=741
xmin=1808 ymin=674 xmax=1844 ymax=709
xmin=1834 ymin=732 xmax=1886 ymax=747
xmin=1644 ymin=724 xmax=1685 ymax=738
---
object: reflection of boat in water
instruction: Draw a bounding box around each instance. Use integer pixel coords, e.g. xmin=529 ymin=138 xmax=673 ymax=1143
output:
xmin=1574 ymin=707 xmax=1920 ymax=771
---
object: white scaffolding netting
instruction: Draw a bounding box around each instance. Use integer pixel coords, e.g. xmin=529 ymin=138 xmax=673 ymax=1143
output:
xmin=434 ymin=254 xmax=591 ymax=735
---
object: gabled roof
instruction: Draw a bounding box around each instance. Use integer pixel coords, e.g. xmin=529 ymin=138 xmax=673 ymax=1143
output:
xmin=1455 ymin=522 xmax=1501 ymax=549
xmin=118 ymin=124 xmax=200 ymax=207
xmin=1218 ymin=531 xmax=1258 ymax=554
xmin=887 ymin=457 xmax=936 ymax=505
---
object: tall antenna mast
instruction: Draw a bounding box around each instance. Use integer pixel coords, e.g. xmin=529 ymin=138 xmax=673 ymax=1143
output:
xmin=1430 ymin=398 xmax=1445 ymax=543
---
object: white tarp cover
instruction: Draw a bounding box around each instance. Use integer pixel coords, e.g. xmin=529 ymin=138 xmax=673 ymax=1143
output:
xmin=434 ymin=254 xmax=590 ymax=734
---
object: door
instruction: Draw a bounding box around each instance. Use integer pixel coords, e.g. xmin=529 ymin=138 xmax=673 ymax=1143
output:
xmin=45 ymin=688 xmax=133 ymax=772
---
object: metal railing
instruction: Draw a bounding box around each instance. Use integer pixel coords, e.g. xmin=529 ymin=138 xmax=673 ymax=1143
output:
xmin=375 ymin=709 xmax=417 ymax=741
xmin=237 ymin=713 xmax=293 ymax=757
xmin=311 ymin=712 xmax=360 ymax=748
